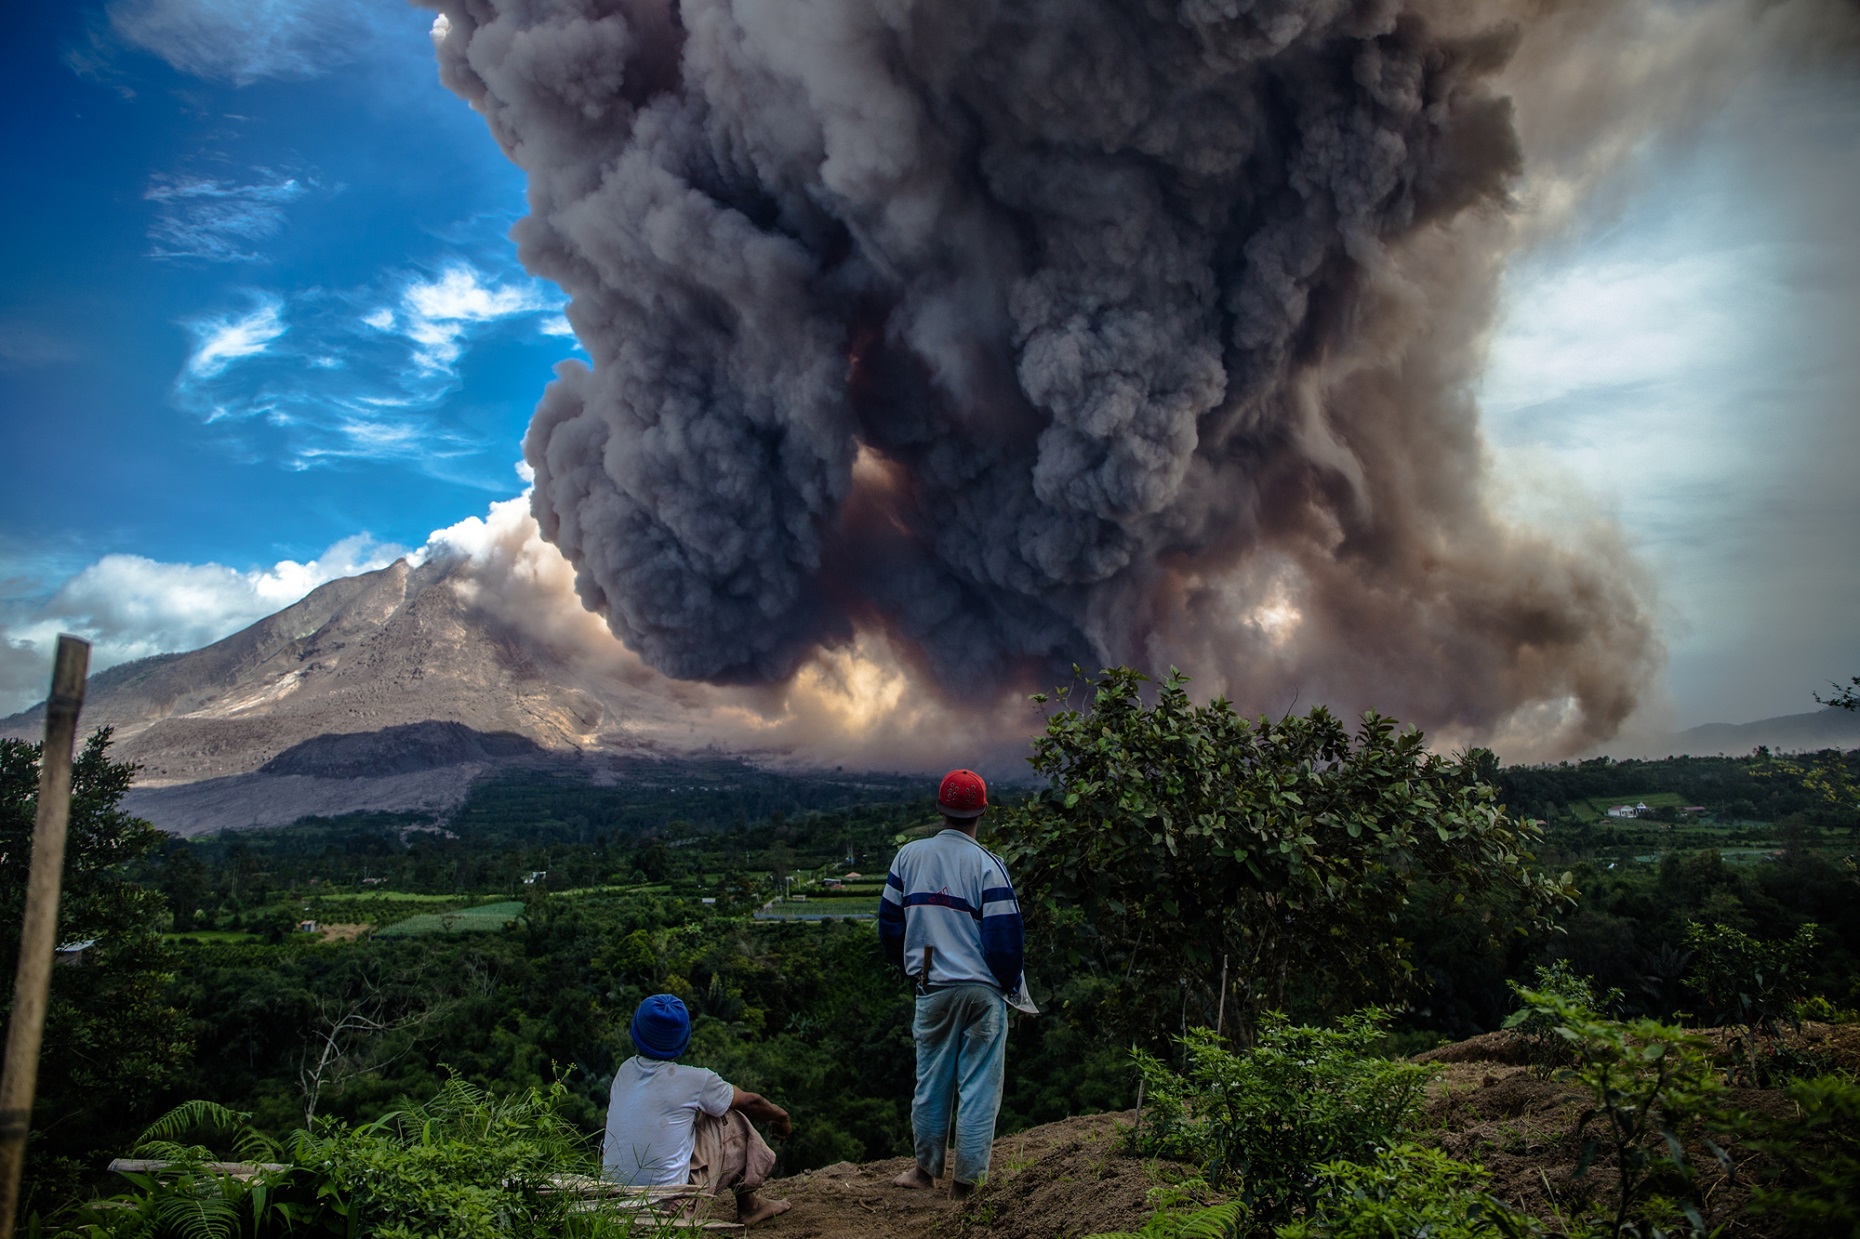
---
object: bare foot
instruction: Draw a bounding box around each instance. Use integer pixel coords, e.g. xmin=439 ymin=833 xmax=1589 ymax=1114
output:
xmin=736 ymin=1192 xmax=792 ymax=1227
xmin=950 ymin=1180 xmax=976 ymax=1200
xmin=891 ymin=1165 xmax=936 ymax=1190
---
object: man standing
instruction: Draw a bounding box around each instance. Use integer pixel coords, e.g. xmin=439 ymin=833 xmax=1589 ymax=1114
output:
xmin=603 ymin=993 xmax=793 ymax=1226
xmin=878 ymin=769 xmax=1027 ymax=1197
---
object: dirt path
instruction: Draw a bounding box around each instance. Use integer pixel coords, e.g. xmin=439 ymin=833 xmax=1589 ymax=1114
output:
xmin=710 ymin=1112 xmax=1159 ymax=1239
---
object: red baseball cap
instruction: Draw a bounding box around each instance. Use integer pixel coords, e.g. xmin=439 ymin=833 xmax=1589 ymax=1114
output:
xmin=938 ymin=769 xmax=987 ymax=819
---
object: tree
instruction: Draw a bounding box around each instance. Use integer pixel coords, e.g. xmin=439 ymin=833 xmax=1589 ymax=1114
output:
xmin=1816 ymin=675 xmax=1859 ymax=711
xmin=994 ymin=668 xmax=1572 ymax=1044
xmin=0 ymin=729 xmax=191 ymax=1206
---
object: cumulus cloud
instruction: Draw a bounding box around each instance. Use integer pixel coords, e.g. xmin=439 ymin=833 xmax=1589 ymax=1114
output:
xmin=0 ymin=534 xmax=405 ymax=716
xmin=145 ymin=172 xmax=308 ymax=263
xmin=107 ymin=0 xmax=368 ymax=85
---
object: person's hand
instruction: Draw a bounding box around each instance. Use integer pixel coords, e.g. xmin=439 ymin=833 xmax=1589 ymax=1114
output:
xmin=770 ymin=1107 xmax=792 ymax=1139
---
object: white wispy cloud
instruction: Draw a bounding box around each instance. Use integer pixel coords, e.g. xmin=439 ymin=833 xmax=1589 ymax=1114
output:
xmin=145 ymin=172 xmax=308 ymax=263
xmin=398 ymin=265 xmax=550 ymax=370
xmin=106 ymin=0 xmax=369 ymax=85
xmin=169 ymin=259 xmax=566 ymax=470
xmin=0 ymin=534 xmax=406 ymax=715
xmin=183 ymin=297 xmax=286 ymax=379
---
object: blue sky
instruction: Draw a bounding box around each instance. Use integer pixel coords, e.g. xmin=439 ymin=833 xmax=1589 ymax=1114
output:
xmin=0 ymin=0 xmax=1854 ymax=738
xmin=0 ymin=0 xmax=576 ymax=705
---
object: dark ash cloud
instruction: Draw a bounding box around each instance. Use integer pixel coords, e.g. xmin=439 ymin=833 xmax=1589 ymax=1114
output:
xmin=416 ymin=0 xmax=1848 ymax=749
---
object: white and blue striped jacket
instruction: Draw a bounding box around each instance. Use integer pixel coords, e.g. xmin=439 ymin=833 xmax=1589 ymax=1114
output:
xmin=878 ymin=829 xmax=1025 ymax=999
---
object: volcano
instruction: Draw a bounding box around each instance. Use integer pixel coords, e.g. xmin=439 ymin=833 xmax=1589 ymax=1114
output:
xmin=0 ymin=554 xmax=754 ymax=834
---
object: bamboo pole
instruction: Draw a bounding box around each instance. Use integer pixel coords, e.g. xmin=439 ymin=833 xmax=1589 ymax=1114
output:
xmin=0 ymin=636 xmax=89 ymax=1238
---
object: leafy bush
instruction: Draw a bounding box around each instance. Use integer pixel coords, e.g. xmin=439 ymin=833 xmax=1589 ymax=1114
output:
xmin=1744 ymin=1073 xmax=1860 ymax=1237
xmin=1512 ymin=989 xmax=1723 ymax=1237
xmin=41 ymin=1078 xmax=679 ymax=1238
xmin=1684 ymin=921 xmax=1817 ymax=1085
xmin=1274 ymin=1143 xmax=1542 ymax=1238
xmin=1129 ymin=1011 xmax=1438 ymax=1223
xmin=1504 ymin=961 xmax=1623 ymax=1078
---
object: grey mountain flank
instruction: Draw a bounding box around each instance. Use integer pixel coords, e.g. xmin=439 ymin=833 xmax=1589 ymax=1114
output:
xmin=0 ymin=555 xmax=726 ymax=834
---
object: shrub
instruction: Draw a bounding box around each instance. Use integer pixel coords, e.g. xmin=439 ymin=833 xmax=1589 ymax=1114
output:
xmin=1504 ymin=961 xmax=1623 ymax=1078
xmin=1512 ymin=989 xmax=1723 ymax=1237
xmin=1128 ymin=1011 xmax=1438 ymax=1224
xmin=1744 ymin=1073 xmax=1860 ymax=1237
xmin=1684 ymin=921 xmax=1818 ymax=1085
xmin=42 ymin=1078 xmax=678 ymax=1238
xmin=1275 ymin=1143 xmax=1543 ymax=1238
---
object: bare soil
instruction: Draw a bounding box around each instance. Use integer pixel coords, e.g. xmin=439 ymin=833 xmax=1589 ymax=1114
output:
xmin=712 ymin=1113 xmax=1161 ymax=1239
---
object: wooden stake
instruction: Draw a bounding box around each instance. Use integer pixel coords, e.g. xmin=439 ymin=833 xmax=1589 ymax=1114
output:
xmin=1215 ymin=954 xmax=1229 ymax=1039
xmin=0 ymin=636 xmax=89 ymax=1238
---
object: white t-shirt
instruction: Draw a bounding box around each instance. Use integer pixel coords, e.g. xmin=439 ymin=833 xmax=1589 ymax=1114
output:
xmin=602 ymin=1056 xmax=735 ymax=1186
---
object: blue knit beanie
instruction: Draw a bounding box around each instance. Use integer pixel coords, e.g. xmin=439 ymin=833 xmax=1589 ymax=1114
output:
xmin=630 ymin=994 xmax=691 ymax=1060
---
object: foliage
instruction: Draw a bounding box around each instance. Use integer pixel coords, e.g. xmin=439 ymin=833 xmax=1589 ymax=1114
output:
xmin=1754 ymin=746 xmax=1860 ymax=815
xmin=1513 ymin=990 xmax=1723 ymax=1238
xmin=1274 ymin=1143 xmax=1543 ymax=1238
xmin=1684 ymin=921 xmax=1818 ymax=1084
xmin=1128 ymin=1012 xmax=1437 ymax=1224
xmin=995 ymin=668 xmax=1572 ymax=1042
xmin=1087 ymin=1201 xmax=1247 ymax=1239
xmin=1816 ymin=676 xmax=1860 ymax=712
xmin=1504 ymin=961 xmax=1624 ymax=1078
xmin=45 ymin=1079 xmax=679 ymax=1239
xmin=1743 ymin=1072 xmax=1860 ymax=1237
xmin=0 ymin=728 xmax=191 ymax=1208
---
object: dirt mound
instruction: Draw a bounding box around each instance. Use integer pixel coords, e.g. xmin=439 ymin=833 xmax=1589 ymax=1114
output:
xmin=730 ymin=1113 xmax=1156 ymax=1239
xmin=1414 ymin=1029 xmax=1534 ymax=1067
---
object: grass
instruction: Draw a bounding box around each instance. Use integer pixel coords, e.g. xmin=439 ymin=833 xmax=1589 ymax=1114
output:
xmin=374 ymin=900 xmax=526 ymax=937
xmin=162 ymin=930 xmax=262 ymax=944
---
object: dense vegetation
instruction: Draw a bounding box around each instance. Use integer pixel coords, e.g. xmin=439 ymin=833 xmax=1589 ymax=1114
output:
xmin=2 ymin=670 xmax=1857 ymax=1235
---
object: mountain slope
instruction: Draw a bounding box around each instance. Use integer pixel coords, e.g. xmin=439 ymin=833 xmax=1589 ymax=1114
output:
xmin=0 ymin=555 xmax=742 ymax=832
xmin=0 ymin=556 xmax=695 ymax=787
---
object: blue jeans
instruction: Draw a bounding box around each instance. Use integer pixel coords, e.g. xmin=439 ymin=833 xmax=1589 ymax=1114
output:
xmin=911 ymin=984 xmax=1008 ymax=1184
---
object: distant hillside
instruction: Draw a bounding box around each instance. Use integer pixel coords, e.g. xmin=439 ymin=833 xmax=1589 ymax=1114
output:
xmin=0 ymin=554 xmax=893 ymax=834
xmin=1667 ymin=708 xmax=1860 ymax=756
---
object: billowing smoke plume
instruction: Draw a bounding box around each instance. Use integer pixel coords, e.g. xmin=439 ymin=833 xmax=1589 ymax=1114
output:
xmin=417 ymin=0 xmax=1849 ymax=750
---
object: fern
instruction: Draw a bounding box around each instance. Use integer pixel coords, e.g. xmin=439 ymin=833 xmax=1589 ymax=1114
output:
xmin=1088 ymin=1201 xmax=1246 ymax=1239
xmin=150 ymin=1187 xmax=239 ymax=1239
xmin=134 ymin=1101 xmax=283 ymax=1166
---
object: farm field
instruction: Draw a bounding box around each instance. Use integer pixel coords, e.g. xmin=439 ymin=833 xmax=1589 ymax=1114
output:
xmin=372 ymin=899 xmax=526 ymax=937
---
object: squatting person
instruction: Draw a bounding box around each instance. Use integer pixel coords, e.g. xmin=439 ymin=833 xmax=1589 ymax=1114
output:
xmin=878 ymin=768 xmax=1030 ymax=1197
xmin=602 ymin=993 xmax=793 ymax=1226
